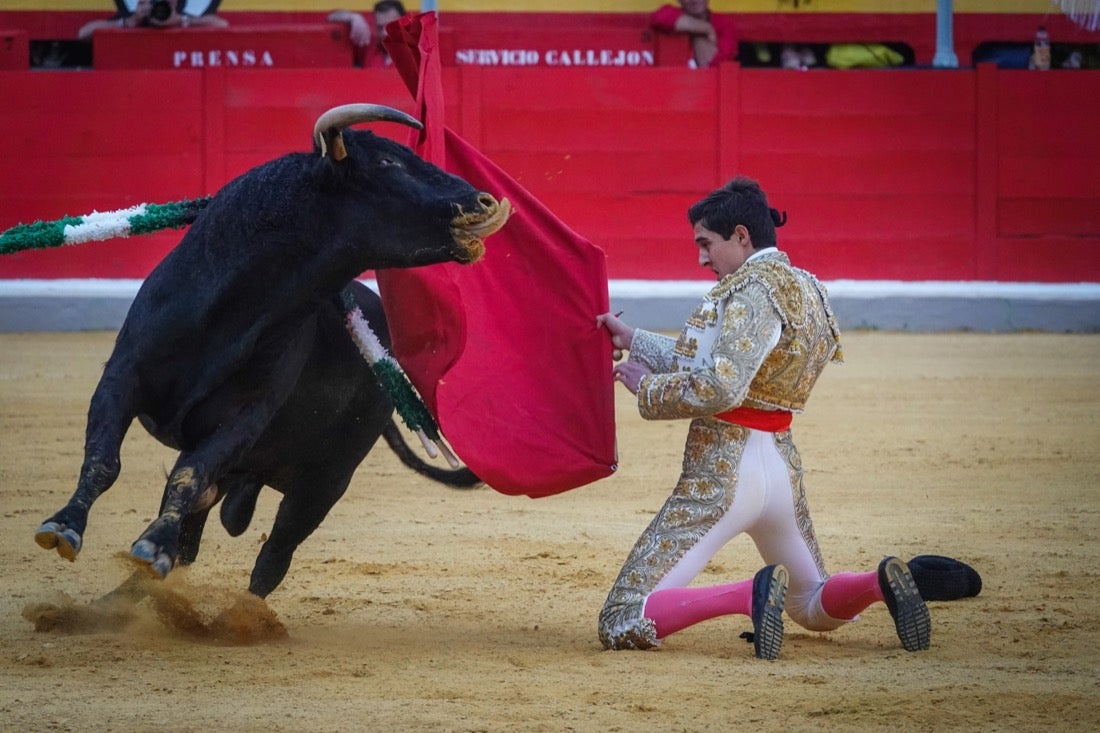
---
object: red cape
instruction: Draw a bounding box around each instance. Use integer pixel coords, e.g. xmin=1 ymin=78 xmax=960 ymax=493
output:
xmin=376 ymin=13 xmax=617 ymax=498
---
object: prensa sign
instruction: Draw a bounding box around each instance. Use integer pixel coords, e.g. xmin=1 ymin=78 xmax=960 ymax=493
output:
xmin=93 ymin=26 xmax=350 ymax=70
xmin=171 ymin=49 xmax=275 ymax=68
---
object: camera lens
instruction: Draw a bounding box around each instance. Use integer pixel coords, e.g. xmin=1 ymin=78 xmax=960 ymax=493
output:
xmin=149 ymin=0 xmax=173 ymax=22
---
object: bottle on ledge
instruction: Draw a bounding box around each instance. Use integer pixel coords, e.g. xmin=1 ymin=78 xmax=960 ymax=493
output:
xmin=1029 ymin=25 xmax=1051 ymax=70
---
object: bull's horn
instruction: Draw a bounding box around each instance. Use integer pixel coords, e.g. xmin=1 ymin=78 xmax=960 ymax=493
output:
xmin=313 ymin=103 xmax=424 ymax=160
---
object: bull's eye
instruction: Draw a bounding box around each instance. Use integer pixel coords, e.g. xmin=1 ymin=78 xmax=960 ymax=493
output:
xmin=378 ymin=155 xmax=404 ymax=169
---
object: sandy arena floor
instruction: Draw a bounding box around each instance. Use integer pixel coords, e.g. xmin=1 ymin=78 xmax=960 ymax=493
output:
xmin=1 ymin=330 xmax=1098 ymax=732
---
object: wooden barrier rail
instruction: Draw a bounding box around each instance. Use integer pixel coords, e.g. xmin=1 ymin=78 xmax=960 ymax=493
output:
xmin=0 ymin=63 xmax=1097 ymax=283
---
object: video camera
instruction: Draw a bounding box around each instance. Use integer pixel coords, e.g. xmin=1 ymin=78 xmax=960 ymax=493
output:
xmin=148 ymin=0 xmax=180 ymax=23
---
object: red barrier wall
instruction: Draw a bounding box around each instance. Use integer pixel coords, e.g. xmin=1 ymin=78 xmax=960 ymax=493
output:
xmin=3 ymin=10 xmax=1095 ymax=69
xmin=1 ymin=64 xmax=1097 ymax=282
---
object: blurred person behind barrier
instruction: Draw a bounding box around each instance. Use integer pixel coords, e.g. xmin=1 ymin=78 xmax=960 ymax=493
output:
xmin=651 ymin=0 xmax=739 ymax=68
xmin=329 ymin=1 xmax=408 ymax=68
xmin=78 ymin=0 xmax=227 ymax=41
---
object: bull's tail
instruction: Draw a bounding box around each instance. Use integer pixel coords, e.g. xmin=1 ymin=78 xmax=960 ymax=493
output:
xmin=382 ymin=419 xmax=482 ymax=488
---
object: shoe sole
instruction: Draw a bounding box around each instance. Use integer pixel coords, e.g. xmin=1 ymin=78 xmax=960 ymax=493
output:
xmin=755 ymin=565 xmax=788 ymax=660
xmin=882 ymin=558 xmax=931 ymax=652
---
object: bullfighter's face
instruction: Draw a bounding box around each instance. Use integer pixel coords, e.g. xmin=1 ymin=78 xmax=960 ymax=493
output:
xmin=694 ymin=221 xmax=753 ymax=280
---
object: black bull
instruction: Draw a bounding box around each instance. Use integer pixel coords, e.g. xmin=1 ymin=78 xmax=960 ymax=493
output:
xmin=34 ymin=103 xmax=511 ymax=598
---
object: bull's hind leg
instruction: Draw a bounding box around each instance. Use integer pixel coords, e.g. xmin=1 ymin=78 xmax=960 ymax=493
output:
xmin=248 ymin=472 xmax=355 ymax=598
xmin=175 ymin=474 xmax=260 ymax=566
xmin=35 ymin=370 xmax=136 ymax=560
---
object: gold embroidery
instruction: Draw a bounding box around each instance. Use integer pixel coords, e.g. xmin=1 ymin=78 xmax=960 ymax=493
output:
xmin=674 ymin=336 xmax=699 ymax=362
xmin=598 ymin=421 xmax=748 ymax=650
xmin=775 ymin=431 xmax=828 ymax=579
xmin=720 ymin=252 xmax=842 ymax=412
xmin=629 ymin=330 xmax=676 ymax=373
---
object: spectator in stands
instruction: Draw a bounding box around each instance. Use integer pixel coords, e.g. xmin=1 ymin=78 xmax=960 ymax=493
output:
xmin=78 ymin=1 xmax=227 ymax=41
xmin=328 ymin=1 xmax=408 ymax=68
xmin=651 ymin=0 xmax=739 ymax=68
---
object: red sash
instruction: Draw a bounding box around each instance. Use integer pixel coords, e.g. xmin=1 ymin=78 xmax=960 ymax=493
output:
xmin=714 ymin=406 xmax=793 ymax=432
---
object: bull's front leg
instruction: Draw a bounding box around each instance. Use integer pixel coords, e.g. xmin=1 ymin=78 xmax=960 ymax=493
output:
xmin=35 ymin=374 xmax=134 ymax=560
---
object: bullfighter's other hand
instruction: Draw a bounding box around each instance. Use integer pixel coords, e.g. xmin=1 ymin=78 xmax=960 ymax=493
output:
xmin=612 ymin=361 xmax=649 ymax=395
xmin=596 ymin=312 xmax=635 ymax=361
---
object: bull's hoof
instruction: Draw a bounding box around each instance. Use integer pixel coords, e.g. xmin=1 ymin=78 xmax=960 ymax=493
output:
xmin=34 ymin=522 xmax=82 ymax=561
xmin=130 ymin=540 xmax=174 ymax=578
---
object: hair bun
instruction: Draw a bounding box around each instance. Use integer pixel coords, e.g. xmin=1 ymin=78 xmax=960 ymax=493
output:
xmin=770 ymin=208 xmax=787 ymax=227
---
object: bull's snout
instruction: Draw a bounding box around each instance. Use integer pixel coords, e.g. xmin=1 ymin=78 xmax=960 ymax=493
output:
xmin=449 ymin=193 xmax=512 ymax=264
xmin=476 ymin=192 xmax=498 ymax=212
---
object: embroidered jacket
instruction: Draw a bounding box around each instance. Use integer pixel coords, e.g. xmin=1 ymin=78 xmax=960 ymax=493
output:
xmin=629 ymin=249 xmax=843 ymax=421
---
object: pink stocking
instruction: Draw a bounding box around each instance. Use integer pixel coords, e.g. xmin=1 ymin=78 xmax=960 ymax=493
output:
xmin=643 ymin=579 xmax=754 ymax=639
xmin=820 ymin=570 xmax=884 ymax=620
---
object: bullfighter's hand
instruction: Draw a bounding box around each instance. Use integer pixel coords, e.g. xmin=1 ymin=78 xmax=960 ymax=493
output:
xmin=612 ymin=360 xmax=649 ymax=395
xmin=596 ymin=312 xmax=635 ymax=361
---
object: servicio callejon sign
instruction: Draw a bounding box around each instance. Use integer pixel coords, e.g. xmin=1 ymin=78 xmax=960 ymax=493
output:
xmin=454 ymin=47 xmax=655 ymax=67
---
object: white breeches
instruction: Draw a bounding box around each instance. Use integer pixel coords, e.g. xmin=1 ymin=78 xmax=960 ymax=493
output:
xmin=653 ymin=428 xmax=847 ymax=632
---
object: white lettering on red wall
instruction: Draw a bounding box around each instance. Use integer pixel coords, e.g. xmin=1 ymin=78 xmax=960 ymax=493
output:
xmin=171 ymin=49 xmax=276 ymax=68
xmin=455 ymin=48 xmax=654 ymax=67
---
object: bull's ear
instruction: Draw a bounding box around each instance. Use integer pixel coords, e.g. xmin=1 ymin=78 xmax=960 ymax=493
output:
xmin=317 ymin=130 xmax=348 ymax=162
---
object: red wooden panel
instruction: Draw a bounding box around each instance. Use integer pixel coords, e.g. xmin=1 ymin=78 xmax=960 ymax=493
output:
xmin=221 ymin=108 xmax=324 ymax=155
xmin=534 ymin=192 xmax=696 ymax=239
xmin=487 ymin=150 xmax=713 ymax=195
xmin=992 ymin=236 xmax=1100 ymax=282
xmin=740 ymin=68 xmax=975 ymax=116
xmin=601 ymin=236 xmax=705 ymax=280
xmin=220 ymin=107 xmax=416 ymax=155
xmin=2 ymin=154 xmax=203 ymax=205
xmin=998 ymin=198 xmax=1100 ymax=237
xmin=998 ymin=153 xmax=1100 ymax=200
xmin=0 ymin=69 xmax=202 ymax=111
xmin=478 ymin=107 xmax=712 ymax=154
xmin=739 ymin=112 xmax=975 ymax=154
xmin=773 ymin=193 xmax=974 ymax=240
xmin=0 ymin=29 xmax=27 ymax=70
xmin=994 ymin=71 xmax=1100 ymax=115
xmin=93 ymin=26 xmax=354 ymax=70
xmin=0 ymin=11 xmax=101 ymax=42
xmin=477 ymin=67 xmax=716 ymax=112
xmin=215 ymin=70 xmax=418 ymax=157
xmin=784 ymin=233 xmax=980 ymax=281
xmin=218 ymin=70 xmax=413 ymax=110
xmin=0 ymin=109 xmax=202 ymax=159
xmin=738 ymin=151 xmax=974 ymax=196
xmin=996 ymin=109 xmax=1098 ymax=156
